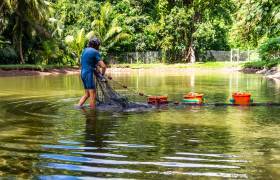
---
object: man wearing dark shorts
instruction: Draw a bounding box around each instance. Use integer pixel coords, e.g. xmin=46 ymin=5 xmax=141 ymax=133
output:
xmin=78 ymin=38 xmax=106 ymax=109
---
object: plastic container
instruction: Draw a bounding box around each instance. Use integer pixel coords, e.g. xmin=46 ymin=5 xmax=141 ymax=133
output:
xmin=147 ymin=96 xmax=168 ymax=105
xmin=182 ymin=99 xmax=200 ymax=104
xmin=182 ymin=92 xmax=204 ymax=104
xmin=232 ymin=92 xmax=251 ymax=105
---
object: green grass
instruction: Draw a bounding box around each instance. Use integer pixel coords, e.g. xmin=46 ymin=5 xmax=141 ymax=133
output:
xmin=0 ymin=64 xmax=79 ymax=71
xmin=243 ymin=61 xmax=266 ymax=69
xmin=111 ymin=62 xmax=243 ymax=69
xmin=0 ymin=62 xmax=244 ymax=71
xmin=243 ymin=59 xmax=280 ymax=69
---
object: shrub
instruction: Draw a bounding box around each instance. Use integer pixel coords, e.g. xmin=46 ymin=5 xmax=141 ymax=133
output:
xmin=265 ymin=59 xmax=280 ymax=69
xmin=259 ymin=37 xmax=280 ymax=63
xmin=243 ymin=61 xmax=266 ymax=69
xmin=0 ymin=46 xmax=19 ymax=64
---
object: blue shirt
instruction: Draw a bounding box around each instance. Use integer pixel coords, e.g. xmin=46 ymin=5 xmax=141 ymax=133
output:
xmin=80 ymin=47 xmax=101 ymax=73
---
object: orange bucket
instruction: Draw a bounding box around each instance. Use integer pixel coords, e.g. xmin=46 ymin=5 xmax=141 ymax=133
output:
xmin=232 ymin=92 xmax=251 ymax=105
xmin=147 ymin=96 xmax=168 ymax=105
xmin=157 ymin=96 xmax=168 ymax=104
xmin=183 ymin=92 xmax=204 ymax=104
xmin=147 ymin=96 xmax=157 ymax=104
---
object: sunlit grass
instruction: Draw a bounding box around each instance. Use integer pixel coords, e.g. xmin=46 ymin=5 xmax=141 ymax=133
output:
xmin=0 ymin=64 xmax=79 ymax=71
xmin=0 ymin=62 xmax=245 ymax=71
xmin=111 ymin=62 xmax=244 ymax=69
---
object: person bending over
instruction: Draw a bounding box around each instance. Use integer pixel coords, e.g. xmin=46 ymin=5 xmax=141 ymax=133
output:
xmin=78 ymin=38 xmax=106 ymax=109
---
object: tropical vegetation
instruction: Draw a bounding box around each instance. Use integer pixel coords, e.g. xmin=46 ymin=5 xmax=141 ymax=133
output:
xmin=0 ymin=0 xmax=279 ymax=67
xmin=244 ymin=37 xmax=280 ymax=69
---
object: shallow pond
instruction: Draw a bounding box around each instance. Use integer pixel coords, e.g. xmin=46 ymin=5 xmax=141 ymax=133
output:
xmin=0 ymin=69 xmax=280 ymax=179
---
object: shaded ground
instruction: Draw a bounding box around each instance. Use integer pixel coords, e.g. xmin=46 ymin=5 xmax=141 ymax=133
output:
xmin=0 ymin=63 xmax=243 ymax=77
xmin=0 ymin=68 xmax=80 ymax=77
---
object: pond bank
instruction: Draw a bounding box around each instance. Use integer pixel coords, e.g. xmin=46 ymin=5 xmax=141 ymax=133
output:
xmin=0 ymin=62 xmax=242 ymax=77
xmin=242 ymin=66 xmax=280 ymax=83
xmin=0 ymin=67 xmax=241 ymax=77
xmin=0 ymin=68 xmax=81 ymax=77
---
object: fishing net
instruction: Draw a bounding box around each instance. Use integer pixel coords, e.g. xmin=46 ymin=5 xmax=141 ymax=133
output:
xmin=93 ymin=71 xmax=280 ymax=110
xmin=94 ymin=71 xmax=149 ymax=110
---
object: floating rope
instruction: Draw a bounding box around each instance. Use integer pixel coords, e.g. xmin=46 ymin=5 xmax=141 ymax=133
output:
xmin=105 ymin=75 xmax=150 ymax=98
xmin=93 ymin=71 xmax=151 ymax=110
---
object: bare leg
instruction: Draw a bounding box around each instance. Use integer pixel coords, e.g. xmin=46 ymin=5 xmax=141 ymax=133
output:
xmin=78 ymin=90 xmax=90 ymax=107
xmin=88 ymin=89 xmax=96 ymax=109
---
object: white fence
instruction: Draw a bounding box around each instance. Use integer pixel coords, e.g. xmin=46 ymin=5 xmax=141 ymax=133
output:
xmin=108 ymin=49 xmax=259 ymax=63
xmin=108 ymin=51 xmax=162 ymax=64
xmin=205 ymin=49 xmax=259 ymax=62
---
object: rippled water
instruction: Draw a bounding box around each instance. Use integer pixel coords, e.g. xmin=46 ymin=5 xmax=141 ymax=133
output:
xmin=0 ymin=69 xmax=280 ymax=179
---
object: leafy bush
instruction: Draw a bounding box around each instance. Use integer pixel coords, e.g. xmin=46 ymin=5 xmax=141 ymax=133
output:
xmin=245 ymin=37 xmax=280 ymax=69
xmin=0 ymin=46 xmax=19 ymax=64
xmin=259 ymin=37 xmax=280 ymax=63
xmin=243 ymin=60 xmax=280 ymax=69
xmin=265 ymin=59 xmax=280 ymax=69
xmin=243 ymin=61 xmax=267 ymax=69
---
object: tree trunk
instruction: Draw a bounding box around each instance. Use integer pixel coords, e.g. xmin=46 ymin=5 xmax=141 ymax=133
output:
xmin=19 ymin=34 xmax=24 ymax=64
xmin=189 ymin=45 xmax=195 ymax=63
xmin=18 ymin=19 xmax=24 ymax=64
xmin=185 ymin=43 xmax=195 ymax=63
xmin=185 ymin=36 xmax=196 ymax=63
xmin=185 ymin=11 xmax=201 ymax=63
xmin=0 ymin=3 xmax=4 ymax=12
xmin=14 ymin=17 xmax=24 ymax=64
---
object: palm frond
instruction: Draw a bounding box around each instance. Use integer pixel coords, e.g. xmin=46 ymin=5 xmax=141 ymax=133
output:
xmin=1 ymin=0 xmax=12 ymax=13
xmin=86 ymin=31 xmax=96 ymax=40
xmin=100 ymin=2 xmax=113 ymax=28
xmin=90 ymin=2 xmax=130 ymax=54
xmin=103 ymin=26 xmax=122 ymax=43
xmin=106 ymin=33 xmax=130 ymax=49
xmin=76 ymin=28 xmax=85 ymax=53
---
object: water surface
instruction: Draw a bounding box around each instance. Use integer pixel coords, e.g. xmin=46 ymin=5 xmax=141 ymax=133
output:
xmin=0 ymin=69 xmax=280 ymax=179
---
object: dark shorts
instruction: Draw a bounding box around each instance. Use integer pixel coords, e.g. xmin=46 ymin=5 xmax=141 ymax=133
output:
xmin=81 ymin=71 xmax=95 ymax=89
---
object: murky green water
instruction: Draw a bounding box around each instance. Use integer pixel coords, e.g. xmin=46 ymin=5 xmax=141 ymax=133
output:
xmin=0 ymin=69 xmax=280 ymax=179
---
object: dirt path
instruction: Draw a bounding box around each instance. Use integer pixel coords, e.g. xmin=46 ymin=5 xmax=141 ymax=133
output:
xmin=0 ymin=68 xmax=81 ymax=77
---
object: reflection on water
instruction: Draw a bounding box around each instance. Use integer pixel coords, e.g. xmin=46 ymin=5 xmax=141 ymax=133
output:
xmin=0 ymin=69 xmax=280 ymax=179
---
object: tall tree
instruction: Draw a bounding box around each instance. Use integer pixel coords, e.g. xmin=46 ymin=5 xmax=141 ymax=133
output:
xmin=65 ymin=28 xmax=86 ymax=64
xmin=11 ymin=0 xmax=50 ymax=64
xmin=87 ymin=2 xmax=129 ymax=57
xmin=230 ymin=0 xmax=280 ymax=49
xmin=158 ymin=0 xmax=234 ymax=62
xmin=114 ymin=0 xmax=157 ymax=52
xmin=0 ymin=0 xmax=12 ymax=34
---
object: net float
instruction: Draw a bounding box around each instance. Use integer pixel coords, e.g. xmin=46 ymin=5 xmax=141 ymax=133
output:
xmin=230 ymin=92 xmax=253 ymax=105
xmin=147 ymin=96 xmax=168 ymax=105
xmin=182 ymin=92 xmax=204 ymax=104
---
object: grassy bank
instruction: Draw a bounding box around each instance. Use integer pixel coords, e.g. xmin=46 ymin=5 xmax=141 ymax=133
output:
xmin=243 ymin=60 xmax=280 ymax=69
xmin=0 ymin=64 xmax=79 ymax=71
xmin=0 ymin=62 xmax=243 ymax=71
xmin=111 ymin=62 xmax=243 ymax=69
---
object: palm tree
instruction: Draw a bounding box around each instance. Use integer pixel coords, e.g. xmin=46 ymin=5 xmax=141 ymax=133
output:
xmin=0 ymin=0 xmax=12 ymax=13
xmin=65 ymin=28 xmax=86 ymax=64
xmin=87 ymin=2 xmax=129 ymax=56
xmin=0 ymin=0 xmax=12 ymax=34
xmin=11 ymin=0 xmax=51 ymax=64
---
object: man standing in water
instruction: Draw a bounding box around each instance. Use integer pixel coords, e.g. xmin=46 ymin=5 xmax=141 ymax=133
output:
xmin=78 ymin=38 xmax=106 ymax=109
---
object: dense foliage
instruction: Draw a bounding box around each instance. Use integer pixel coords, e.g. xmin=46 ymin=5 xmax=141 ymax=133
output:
xmin=230 ymin=0 xmax=280 ymax=49
xmin=244 ymin=37 xmax=280 ymax=69
xmin=0 ymin=0 xmax=279 ymax=65
xmin=259 ymin=37 xmax=280 ymax=62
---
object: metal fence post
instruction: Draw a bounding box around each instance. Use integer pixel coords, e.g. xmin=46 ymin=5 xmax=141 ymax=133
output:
xmin=247 ymin=49 xmax=250 ymax=62
xmin=136 ymin=52 xmax=138 ymax=64
xmin=237 ymin=49 xmax=240 ymax=63
xmin=230 ymin=49 xmax=233 ymax=62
